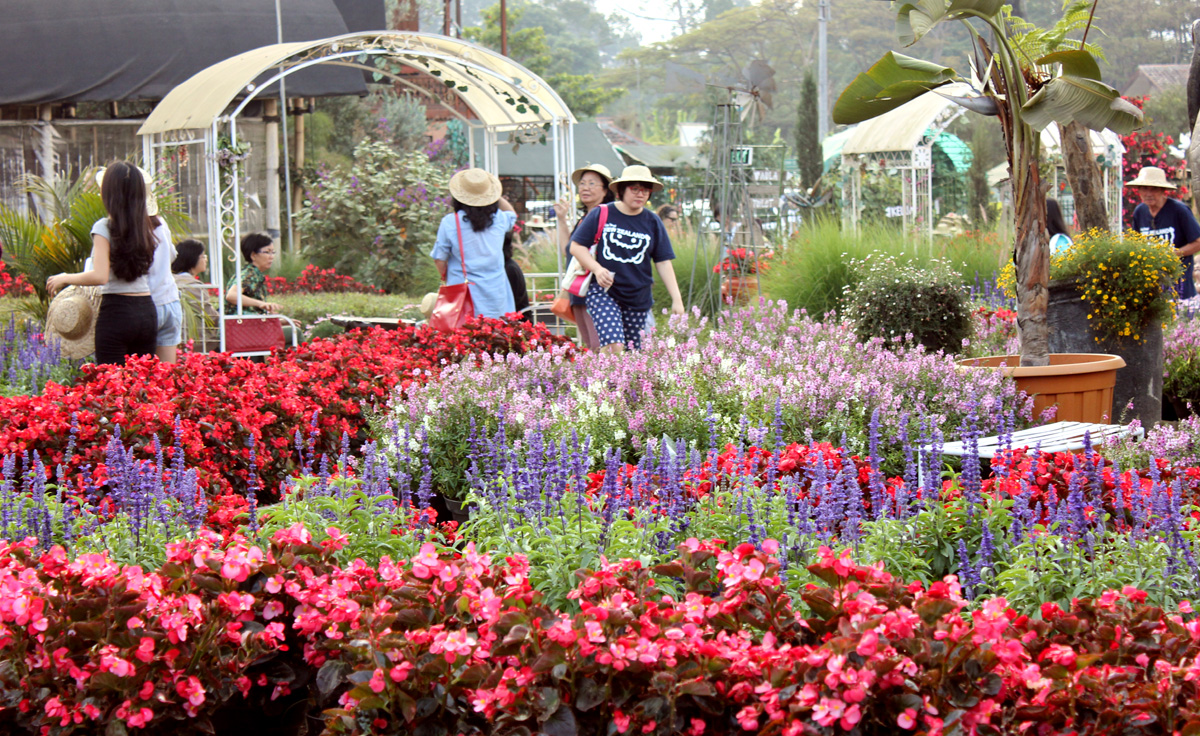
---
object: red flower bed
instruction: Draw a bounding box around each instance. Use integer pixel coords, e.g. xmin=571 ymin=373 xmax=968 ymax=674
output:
xmin=2 ymin=532 xmax=1199 ymax=735
xmin=0 ymin=262 xmax=34 ymax=297
xmin=0 ymin=317 xmax=572 ymax=499
xmin=264 ymin=264 xmax=384 ymax=295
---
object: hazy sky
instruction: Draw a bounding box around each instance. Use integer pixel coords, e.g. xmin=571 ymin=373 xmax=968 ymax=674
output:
xmin=592 ymin=0 xmax=680 ymax=44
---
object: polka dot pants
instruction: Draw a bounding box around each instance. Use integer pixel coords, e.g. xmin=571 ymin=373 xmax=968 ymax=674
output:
xmin=585 ymin=287 xmax=650 ymax=349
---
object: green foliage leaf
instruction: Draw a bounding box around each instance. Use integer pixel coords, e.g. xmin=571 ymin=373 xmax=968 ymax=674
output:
xmin=832 ymin=52 xmax=956 ymax=125
xmin=1034 ymin=50 xmax=1102 ymax=81
xmin=1021 ymin=77 xmax=1144 ymax=134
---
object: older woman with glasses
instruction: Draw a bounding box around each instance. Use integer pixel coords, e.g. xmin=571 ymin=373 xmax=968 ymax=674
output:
xmin=553 ymin=163 xmax=615 ymax=349
xmin=568 ymin=165 xmax=684 ymax=354
xmin=225 ymin=233 xmax=283 ymax=314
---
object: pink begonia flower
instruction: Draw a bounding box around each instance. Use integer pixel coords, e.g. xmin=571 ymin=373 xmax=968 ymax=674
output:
xmin=322 ymin=527 xmax=349 ymax=551
xmin=688 ymin=717 xmax=706 ymax=735
xmin=898 ymin=708 xmax=918 ymax=729
xmin=175 ymin=676 xmax=206 ymax=707
xmin=271 ymin=523 xmax=311 ymax=546
xmin=410 ymin=543 xmax=441 ymax=579
xmin=369 ymin=668 xmax=386 ymax=693
xmin=812 ymin=697 xmax=845 ymax=728
xmin=390 ymin=662 xmax=413 ymax=683
xmin=613 ymin=709 xmax=631 ymax=734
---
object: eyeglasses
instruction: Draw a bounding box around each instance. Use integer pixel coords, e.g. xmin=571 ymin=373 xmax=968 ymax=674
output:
xmin=627 ymin=184 xmax=653 ymax=194
xmin=667 ymin=215 xmax=680 ymax=222
xmin=578 ymin=179 xmax=605 ymax=189
xmin=256 ymin=249 xmax=277 ymax=256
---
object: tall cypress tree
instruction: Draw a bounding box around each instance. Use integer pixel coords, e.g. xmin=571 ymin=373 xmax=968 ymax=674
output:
xmin=795 ymin=70 xmax=822 ymax=190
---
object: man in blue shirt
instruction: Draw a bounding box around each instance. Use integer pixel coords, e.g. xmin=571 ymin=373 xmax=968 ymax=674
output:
xmin=1128 ymin=166 xmax=1200 ymax=299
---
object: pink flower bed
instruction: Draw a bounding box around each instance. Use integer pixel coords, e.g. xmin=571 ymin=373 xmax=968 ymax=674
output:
xmin=2 ymin=531 xmax=1199 ymax=735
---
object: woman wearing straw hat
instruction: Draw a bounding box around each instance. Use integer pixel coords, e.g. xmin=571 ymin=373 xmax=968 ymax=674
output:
xmin=552 ymin=163 xmax=615 ymax=349
xmin=431 ymin=168 xmax=517 ymax=319
xmin=1128 ymin=166 xmax=1200 ymax=298
xmin=46 ymin=162 xmax=159 ymax=365
xmin=568 ymin=165 xmax=685 ymax=354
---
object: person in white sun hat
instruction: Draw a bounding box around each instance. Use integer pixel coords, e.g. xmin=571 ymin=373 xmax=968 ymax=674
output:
xmin=431 ymin=168 xmax=517 ymax=319
xmin=568 ymin=164 xmax=684 ymax=354
xmin=1128 ymin=165 xmax=1200 ymax=299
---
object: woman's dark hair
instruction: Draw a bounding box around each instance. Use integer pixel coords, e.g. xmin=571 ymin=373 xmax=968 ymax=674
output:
xmin=502 ymin=229 xmax=515 ymax=261
xmin=657 ymin=205 xmax=679 ymax=220
xmin=100 ymin=162 xmax=155 ymax=283
xmin=452 ymin=198 xmax=499 ymax=232
xmin=240 ymin=232 xmax=274 ymax=262
xmin=1046 ymin=198 xmax=1071 ymax=238
xmin=172 ymin=239 xmax=206 ymax=274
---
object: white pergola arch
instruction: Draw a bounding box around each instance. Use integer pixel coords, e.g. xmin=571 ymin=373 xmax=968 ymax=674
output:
xmin=840 ymin=83 xmax=972 ymax=240
xmin=137 ymin=31 xmax=576 ymax=351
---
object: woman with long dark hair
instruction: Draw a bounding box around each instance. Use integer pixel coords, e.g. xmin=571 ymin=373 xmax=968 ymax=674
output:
xmin=47 ymin=162 xmax=158 ymax=364
xmin=552 ymin=163 xmax=614 ymax=349
xmin=431 ymin=168 xmax=516 ymax=319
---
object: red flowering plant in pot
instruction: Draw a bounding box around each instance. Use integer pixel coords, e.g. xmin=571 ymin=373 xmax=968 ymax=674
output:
xmin=712 ymin=247 xmax=773 ymax=275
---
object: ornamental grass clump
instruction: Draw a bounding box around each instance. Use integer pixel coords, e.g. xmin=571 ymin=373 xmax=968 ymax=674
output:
xmin=842 ymin=254 xmax=973 ymax=355
xmin=1056 ymin=228 xmax=1182 ymax=342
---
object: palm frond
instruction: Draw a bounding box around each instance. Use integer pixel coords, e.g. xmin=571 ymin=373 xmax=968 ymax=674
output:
xmin=1008 ymin=0 xmax=1106 ymax=70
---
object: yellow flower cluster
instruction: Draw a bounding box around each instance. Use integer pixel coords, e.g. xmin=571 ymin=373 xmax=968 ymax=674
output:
xmin=1064 ymin=228 xmax=1182 ymax=343
xmin=995 ymin=229 xmax=1182 ymax=343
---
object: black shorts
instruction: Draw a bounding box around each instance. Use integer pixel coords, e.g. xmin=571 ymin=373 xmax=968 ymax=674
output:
xmin=94 ymin=294 xmax=157 ymax=365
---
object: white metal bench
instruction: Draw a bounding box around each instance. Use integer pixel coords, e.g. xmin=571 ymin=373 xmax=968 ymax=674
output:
xmin=919 ymin=421 xmax=1144 ymax=485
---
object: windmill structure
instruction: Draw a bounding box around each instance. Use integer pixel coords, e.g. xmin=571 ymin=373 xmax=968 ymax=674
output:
xmin=688 ymin=59 xmax=783 ymax=310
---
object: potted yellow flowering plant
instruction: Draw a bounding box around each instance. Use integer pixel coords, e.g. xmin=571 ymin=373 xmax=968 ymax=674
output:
xmin=1047 ymin=229 xmax=1181 ymax=426
xmin=997 ymin=229 xmax=1182 ymax=425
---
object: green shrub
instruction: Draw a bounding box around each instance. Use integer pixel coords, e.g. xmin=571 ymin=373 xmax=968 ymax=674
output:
xmin=762 ymin=217 xmax=1005 ymax=318
xmin=275 ymin=292 xmax=421 ymax=327
xmin=842 ymin=253 xmax=973 ymax=354
xmin=653 ymin=234 xmax=724 ymax=318
xmin=295 ymin=140 xmax=451 ymax=294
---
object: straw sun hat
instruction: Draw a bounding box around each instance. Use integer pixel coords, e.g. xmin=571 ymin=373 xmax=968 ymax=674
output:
xmin=608 ymin=164 xmax=664 ymax=194
xmin=95 ymin=165 xmax=159 ymax=217
xmin=1126 ymin=166 xmax=1177 ymax=191
xmin=44 ymin=285 xmax=102 ymax=360
xmin=570 ymin=163 xmax=613 ymax=187
xmin=448 ymin=168 xmax=502 ymax=207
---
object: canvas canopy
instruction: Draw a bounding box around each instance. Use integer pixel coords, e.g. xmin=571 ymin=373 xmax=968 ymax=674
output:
xmin=0 ymin=0 xmax=371 ymax=106
xmin=841 ymin=83 xmax=973 ymax=156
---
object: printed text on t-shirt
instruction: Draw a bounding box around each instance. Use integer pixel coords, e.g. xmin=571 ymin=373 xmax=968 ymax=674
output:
xmin=600 ymin=224 xmax=652 ymax=264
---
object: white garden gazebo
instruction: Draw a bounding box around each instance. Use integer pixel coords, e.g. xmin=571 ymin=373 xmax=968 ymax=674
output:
xmin=840 ymin=83 xmax=972 ymax=240
xmin=136 ymin=31 xmax=577 ymax=352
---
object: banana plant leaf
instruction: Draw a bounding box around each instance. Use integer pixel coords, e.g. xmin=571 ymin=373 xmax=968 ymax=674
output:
xmin=832 ymin=52 xmax=956 ymax=125
xmin=1034 ymin=50 xmax=1103 ymax=82
xmin=897 ymin=0 xmax=1004 ymax=47
xmin=1021 ymin=76 xmax=1144 ymax=134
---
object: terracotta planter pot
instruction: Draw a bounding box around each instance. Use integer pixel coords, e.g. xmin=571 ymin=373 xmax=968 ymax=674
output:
xmin=957 ymin=353 xmax=1126 ymax=423
xmin=721 ymin=275 xmax=755 ymax=304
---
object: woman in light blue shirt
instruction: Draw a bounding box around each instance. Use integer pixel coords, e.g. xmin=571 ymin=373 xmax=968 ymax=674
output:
xmin=431 ymin=169 xmax=516 ymax=319
xmin=1047 ymin=198 xmax=1073 ymax=255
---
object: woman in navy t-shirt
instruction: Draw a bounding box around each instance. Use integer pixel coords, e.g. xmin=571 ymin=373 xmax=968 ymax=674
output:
xmin=568 ymin=165 xmax=685 ymax=353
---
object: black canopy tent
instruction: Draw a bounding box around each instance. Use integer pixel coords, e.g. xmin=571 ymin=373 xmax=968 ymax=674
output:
xmin=0 ymin=0 xmax=379 ymax=106
xmin=0 ymin=0 xmax=383 ymax=229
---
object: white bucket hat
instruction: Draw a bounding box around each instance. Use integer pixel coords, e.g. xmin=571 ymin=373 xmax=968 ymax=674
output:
xmin=44 ymin=285 xmax=102 ymax=360
xmin=448 ymin=168 xmax=503 ymax=207
xmin=95 ymin=165 xmax=159 ymax=216
xmin=608 ymin=164 xmax=664 ymax=194
xmin=1126 ymin=166 xmax=1177 ymax=191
